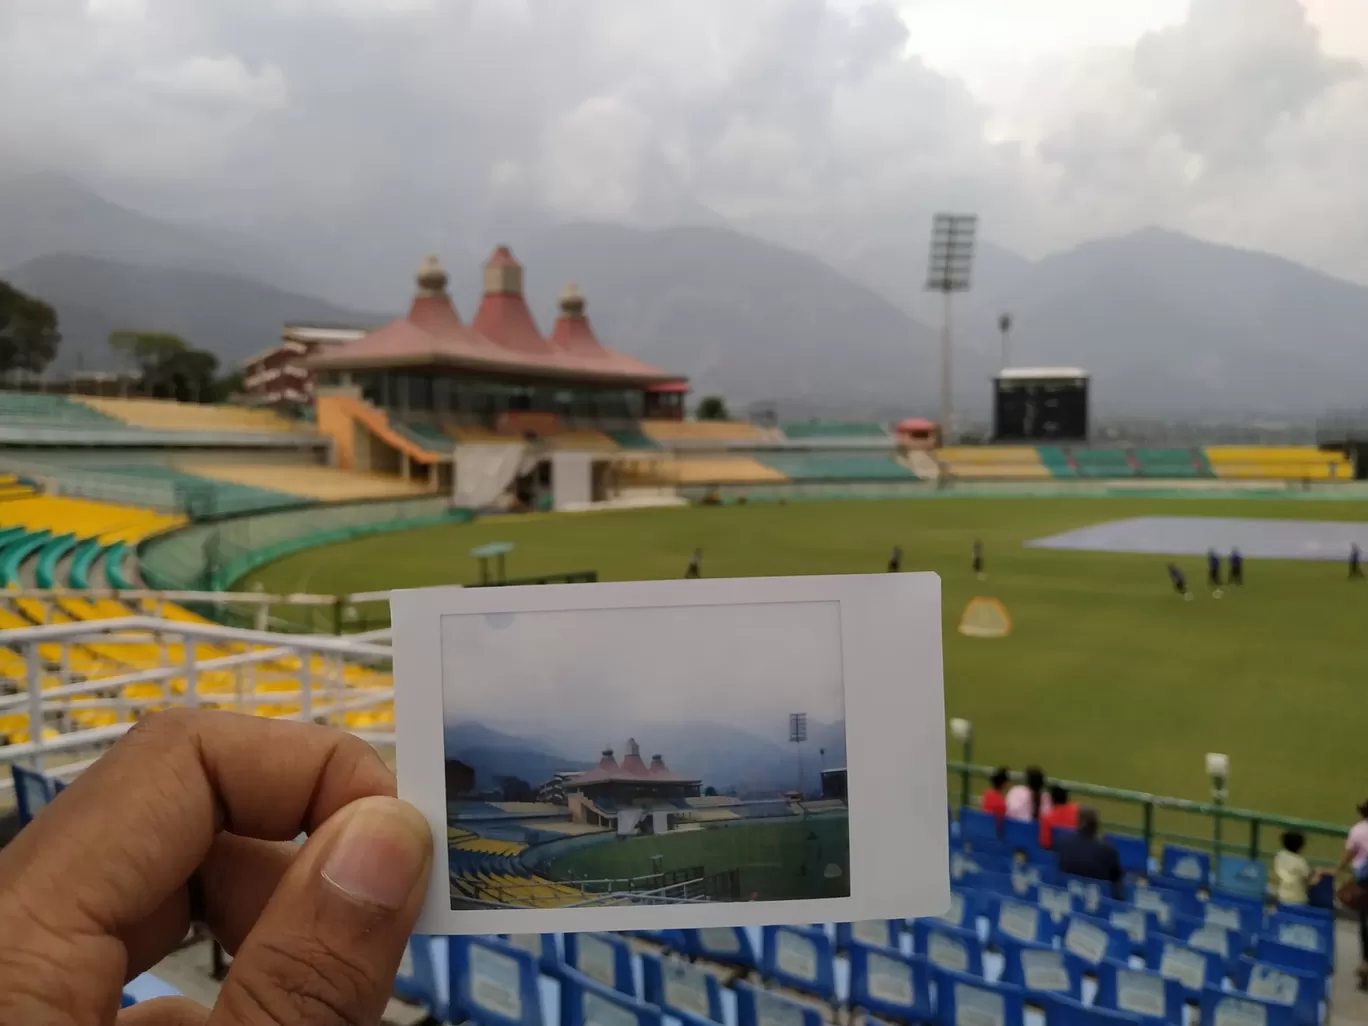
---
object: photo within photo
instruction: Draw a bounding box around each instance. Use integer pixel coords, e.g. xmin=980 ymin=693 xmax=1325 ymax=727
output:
xmin=439 ymin=599 xmax=849 ymax=910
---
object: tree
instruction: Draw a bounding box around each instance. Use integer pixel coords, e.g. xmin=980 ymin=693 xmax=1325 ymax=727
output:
xmin=703 ymin=786 xmax=718 ymax=797
xmin=110 ymin=330 xmax=220 ymax=402
xmin=493 ymin=775 xmax=535 ymax=803
xmin=0 ymin=281 xmax=61 ymax=378
xmin=696 ymin=395 xmax=729 ymax=421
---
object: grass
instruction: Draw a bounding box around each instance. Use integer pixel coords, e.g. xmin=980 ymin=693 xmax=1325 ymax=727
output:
xmin=241 ymin=497 xmax=1368 ymax=838
xmin=546 ymin=816 xmax=850 ymax=902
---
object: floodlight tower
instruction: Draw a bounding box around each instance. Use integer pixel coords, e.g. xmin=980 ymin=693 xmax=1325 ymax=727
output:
xmin=925 ymin=214 xmax=979 ymax=445
xmin=789 ymin=712 xmax=808 ymax=797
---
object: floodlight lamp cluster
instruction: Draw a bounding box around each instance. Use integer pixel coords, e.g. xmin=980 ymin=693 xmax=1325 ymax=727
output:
xmin=925 ymin=213 xmax=978 ymax=293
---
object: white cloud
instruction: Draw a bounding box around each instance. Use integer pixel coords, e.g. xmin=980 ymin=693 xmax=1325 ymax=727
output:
xmin=137 ymin=55 xmax=288 ymax=108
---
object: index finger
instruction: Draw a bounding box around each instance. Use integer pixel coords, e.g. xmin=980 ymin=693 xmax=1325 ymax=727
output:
xmin=0 ymin=710 xmax=394 ymax=1024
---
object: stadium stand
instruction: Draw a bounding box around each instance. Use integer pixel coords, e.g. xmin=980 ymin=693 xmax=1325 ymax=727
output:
xmin=73 ymin=465 xmax=307 ymax=516
xmin=937 ymin=446 xmax=1051 ymax=479
xmin=1071 ymin=449 xmax=1134 ymax=479
xmin=1206 ymin=446 xmax=1353 ymax=481
xmin=0 ymin=392 xmax=120 ymax=426
xmin=754 ymin=451 xmax=919 ymax=481
xmin=174 ymin=463 xmax=430 ymax=502
xmin=606 ymin=428 xmax=661 ymax=451
xmin=1132 ymin=447 xmax=1211 ymax=478
xmin=781 ymin=421 xmax=888 ymax=439
xmin=1037 ymin=447 xmax=1080 ymax=478
xmin=615 ymin=456 xmax=788 ymax=486
xmin=640 ymin=420 xmax=776 ymax=444
xmin=74 ymin=396 xmax=306 ymax=434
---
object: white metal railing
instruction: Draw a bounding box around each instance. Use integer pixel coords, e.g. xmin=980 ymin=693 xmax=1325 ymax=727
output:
xmin=0 ymin=616 xmax=395 ymax=799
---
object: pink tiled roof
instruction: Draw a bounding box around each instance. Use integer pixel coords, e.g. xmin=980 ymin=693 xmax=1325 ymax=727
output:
xmin=310 ymin=252 xmax=686 ymax=387
xmin=568 ymin=739 xmax=701 ymax=786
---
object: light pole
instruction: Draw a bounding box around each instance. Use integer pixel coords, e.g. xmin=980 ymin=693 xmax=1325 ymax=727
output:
xmin=925 ymin=214 xmax=978 ymax=446
xmin=950 ymin=718 xmax=973 ymax=810
xmin=1206 ymin=752 xmax=1229 ymax=863
xmin=789 ymin=712 xmax=808 ymax=797
xmin=998 ymin=312 xmax=1013 ymax=370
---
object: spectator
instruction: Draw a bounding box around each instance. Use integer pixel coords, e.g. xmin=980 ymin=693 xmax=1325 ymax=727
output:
xmin=980 ymin=767 xmax=1009 ymax=825
xmin=1040 ymin=784 xmax=1079 ymax=849
xmin=1006 ymin=765 xmax=1052 ymax=823
xmin=1332 ymin=799 xmax=1368 ymax=989
xmin=1274 ymin=831 xmax=1312 ymax=905
xmin=1055 ymin=806 xmax=1123 ymax=898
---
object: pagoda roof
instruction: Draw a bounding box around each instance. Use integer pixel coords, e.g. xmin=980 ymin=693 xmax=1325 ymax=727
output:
xmin=310 ymin=249 xmax=686 ymax=387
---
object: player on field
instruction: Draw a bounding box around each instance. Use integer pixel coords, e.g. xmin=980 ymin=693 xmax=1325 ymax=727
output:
xmin=887 ymin=545 xmax=902 ymax=573
xmin=1229 ymin=547 xmax=1243 ymax=586
xmin=1353 ymin=543 xmax=1364 ymax=580
xmin=1207 ymin=549 xmax=1222 ymax=589
xmin=972 ymin=539 xmax=984 ymax=579
xmin=1168 ymin=563 xmax=1190 ymax=598
xmin=685 ymin=548 xmax=702 ymax=579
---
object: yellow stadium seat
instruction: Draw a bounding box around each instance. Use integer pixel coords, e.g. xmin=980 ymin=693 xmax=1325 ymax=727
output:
xmin=73 ymin=397 xmax=305 ymax=434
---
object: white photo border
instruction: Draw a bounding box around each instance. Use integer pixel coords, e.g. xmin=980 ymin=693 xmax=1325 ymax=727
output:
xmin=392 ymin=572 xmax=948 ymax=935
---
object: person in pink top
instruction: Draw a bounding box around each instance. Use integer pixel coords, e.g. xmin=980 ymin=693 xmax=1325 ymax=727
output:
xmin=1004 ymin=766 xmax=1053 ymax=823
xmin=1334 ymin=799 xmax=1368 ymax=989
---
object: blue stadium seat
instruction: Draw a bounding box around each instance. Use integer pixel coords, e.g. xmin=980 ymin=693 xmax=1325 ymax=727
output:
xmin=1095 ymin=962 xmax=1185 ymax=1024
xmin=1255 ymin=936 xmax=1330 ymax=980
xmin=952 ymin=848 xmax=1013 ymax=883
xmin=1145 ymin=936 xmax=1226 ymax=1001
xmin=1061 ymin=874 xmax=1108 ymax=915
xmin=912 ymin=919 xmax=985 ymax=976
xmin=960 ymin=807 xmax=1002 ymax=846
xmin=1235 ymin=957 xmax=1322 ymax=1026
xmin=1041 ymin=994 xmax=1150 ymax=1026
xmin=1217 ymin=855 xmax=1269 ymax=899
xmin=450 ymin=936 xmax=544 ymax=1026
xmin=1036 ymin=883 xmax=1076 ymax=928
xmin=1125 ymin=882 xmax=1182 ymax=928
xmin=761 ymin=925 xmax=837 ymax=1003
xmin=846 ymin=942 xmax=934 ymax=1024
xmin=1306 ymin=874 xmax=1335 ymax=910
xmin=988 ymin=895 xmax=1054 ymax=947
xmin=396 ymin=936 xmax=447 ymax=1021
xmin=1212 ymin=889 xmax=1268 ymax=933
xmin=1266 ymin=910 xmax=1333 ymax=972
xmin=562 ymin=932 xmax=636 ymax=996
xmin=630 ymin=929 xmax=688 ymax=952
xmin=932 ymin=967 xmax=1026 ymax=1026
xmin=1097 ymin=898 xmax=1152 ymax=957
xmin=735 ymin=982 xmax=824 ymax=1026
xmin=1003 ymin=818 xmax=1043 ymax=855
xmin=1060 ymin=915 xmax=1132 ymax=971
xmin=502 ymin=933 xmax=562 ymax=974
xmin=640 ymin=952 xmax=724 ymax=1023
xmin=1199 ymin=985 xmax=1297 ymax=1026
xmin=1014 ymin=858 xmax=1057 ymax=890
xmin=1104 ymin=834 xmax=1150 ymax=877
xmin=1204 ymin=899 xmax=1260 ymax=945
xmin=935 ymin=888 xmax=979 ymax=932
xmin=998 ymin=938 xmax=1083 ymax=1003
xmin=11 ymin=765 xmax=56 ymax=826
xmin=975 ymin=869 xmax=1039 ymax=903
xmin=560 ymin=966 xmax=661 ymax=1026
xmin=1171 ymin=915 xmax=1239 ymax=974
xmin=681 ymin=927 xmax=758 ymax=971
xmin=835 ymin=919 xmax=900 ymax=951
xmin=1160 ymin=845 xmax=1211 ymax=888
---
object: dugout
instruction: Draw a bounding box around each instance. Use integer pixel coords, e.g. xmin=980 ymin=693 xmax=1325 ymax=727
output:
xmin=993 ymin=367 xmax=1089 ymax=443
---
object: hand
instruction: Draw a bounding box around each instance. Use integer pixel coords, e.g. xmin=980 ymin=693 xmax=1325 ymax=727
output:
xmin=0 ymin=709 xmax=432 ymax=1025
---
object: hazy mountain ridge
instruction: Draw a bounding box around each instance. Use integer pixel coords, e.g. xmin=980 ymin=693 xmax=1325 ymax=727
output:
xmin=5 ymin=172 xmax=1367 ymax=417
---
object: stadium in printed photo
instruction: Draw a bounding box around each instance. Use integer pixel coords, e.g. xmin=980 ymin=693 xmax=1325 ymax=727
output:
xmin=443 ymin=736 xmax=850 ymax=909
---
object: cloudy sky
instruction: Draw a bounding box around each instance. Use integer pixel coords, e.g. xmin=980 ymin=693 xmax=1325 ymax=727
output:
xmin=440 ymin=600 xmax=844 ymax=743
xmin=4 ymin=0 xmax=1368 ymax=285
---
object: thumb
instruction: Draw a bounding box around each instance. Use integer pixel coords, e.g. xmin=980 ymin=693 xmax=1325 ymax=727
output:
xmin=208 ymin=796 xmax=432 ymax=1026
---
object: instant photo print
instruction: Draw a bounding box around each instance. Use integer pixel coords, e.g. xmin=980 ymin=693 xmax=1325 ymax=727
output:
xmin=392 ymin=573 xmax=947 ymax=935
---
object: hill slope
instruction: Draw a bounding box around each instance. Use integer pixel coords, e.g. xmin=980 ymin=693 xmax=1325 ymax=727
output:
xmin=6 ymin=254 xmax=386 ymax=372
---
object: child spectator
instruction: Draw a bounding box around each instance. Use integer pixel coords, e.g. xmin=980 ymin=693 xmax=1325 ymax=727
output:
xmin=1040 ymin=784 xmax=1079 ymax=848
xmin=981 ymin=767 xmax=1009 ymax=825
xmin=1274 ymin=830 xmax=1312 ymax=905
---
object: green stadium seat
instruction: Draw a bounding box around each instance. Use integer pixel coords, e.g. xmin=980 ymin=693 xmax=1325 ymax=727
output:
xmin=85 ymin=465 xmax=306 ymax=517
xmin=392 ymin=419 xmax=452 ymax=453
xmin=1133 ymin=448 xmax=1206 ymax=478
xmin=756 ymin=452 xmax=918 ymax=481
xmin=1070 ymin=449 xmax=1135 ymax=478
xmin=607 ymin=428 xmax=660 ymax=450
xmin=1037 ymin=448 xmax=1078 ymax=478
xmin=35 ymin=533 xmax=79 ymax=589
xmin=0 ymin=392 xmax=121 ymax=426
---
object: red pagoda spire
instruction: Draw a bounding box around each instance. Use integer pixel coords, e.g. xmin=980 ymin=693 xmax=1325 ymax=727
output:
xmin=597 ymin=748 xmax=619 ymax=772
xmin=620 ymin=738 xmax=649 ymax=777
xmin=648 ymin=754 xmax=671 ymax=776
xmin=472 ymin=245 xmax=554 ymax=355
xmin=406 ymin=254 xmax=464 ymax=333
xmin=548 ymin=282 xmax=612 ymax=359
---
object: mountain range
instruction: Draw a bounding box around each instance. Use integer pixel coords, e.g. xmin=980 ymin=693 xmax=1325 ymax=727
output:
xmin=444 ymin=718 xmax=847 ymax=798
xmin=2 ymin=171 xmax=1365 ymax=417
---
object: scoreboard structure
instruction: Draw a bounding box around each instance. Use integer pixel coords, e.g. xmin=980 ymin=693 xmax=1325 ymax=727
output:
xmin=993 ymin=367 xmax=1089 ymax=443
